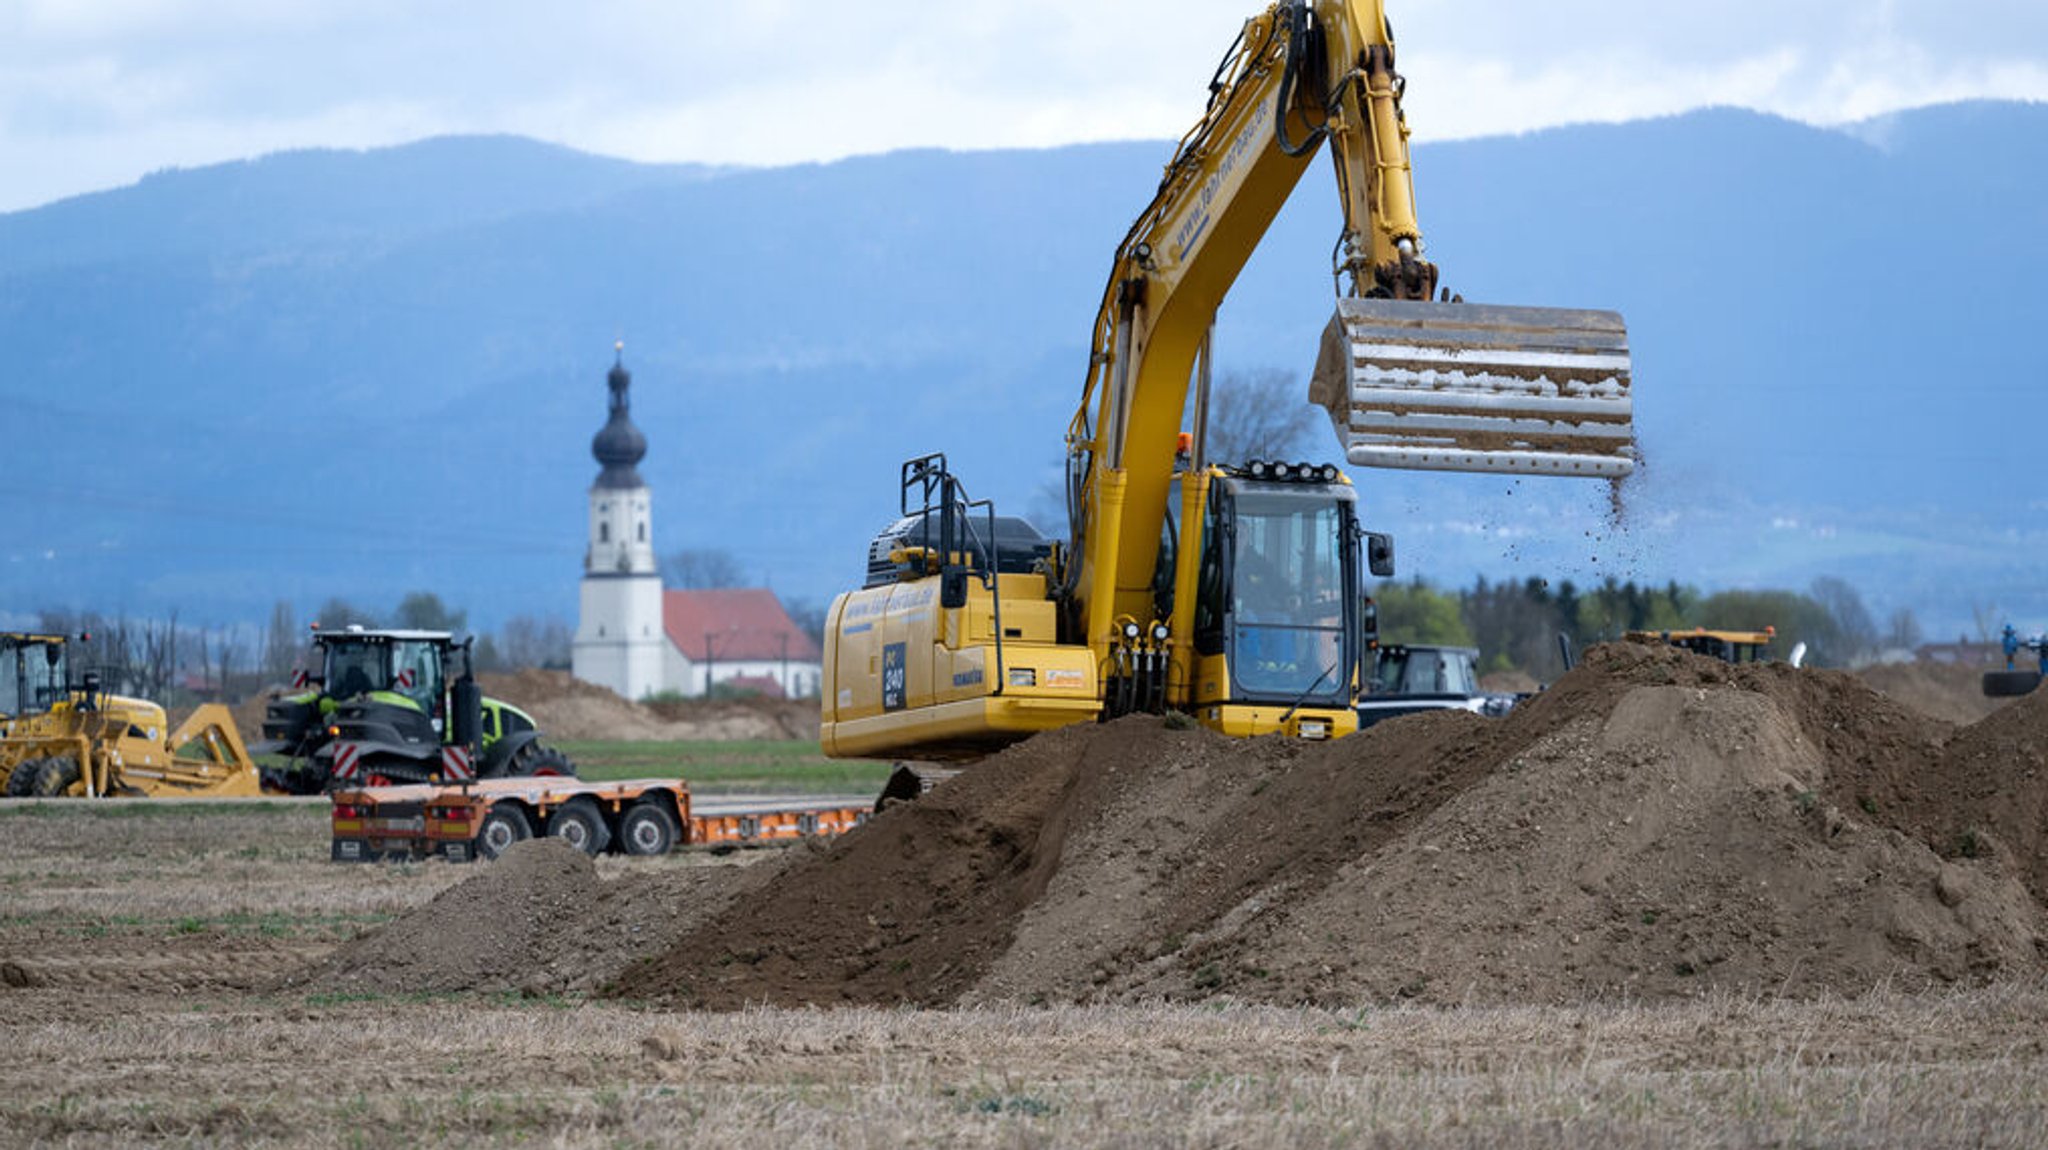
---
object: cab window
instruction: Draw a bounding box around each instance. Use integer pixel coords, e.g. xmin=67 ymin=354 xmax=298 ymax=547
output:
xmin=390 ymin=640 xmax=444 ymax=715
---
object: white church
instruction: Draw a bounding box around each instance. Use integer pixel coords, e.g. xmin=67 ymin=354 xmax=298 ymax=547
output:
xmin=571 ymin=348 xmax=823 ymax=702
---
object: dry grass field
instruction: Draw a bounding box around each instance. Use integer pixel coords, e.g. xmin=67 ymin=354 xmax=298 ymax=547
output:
xmin=2 ymin=799 xmax=2046 ymax=1147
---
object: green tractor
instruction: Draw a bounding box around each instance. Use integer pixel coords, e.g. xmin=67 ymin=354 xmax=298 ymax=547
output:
xmin=257 ymin=626 xmax=576 ymax=793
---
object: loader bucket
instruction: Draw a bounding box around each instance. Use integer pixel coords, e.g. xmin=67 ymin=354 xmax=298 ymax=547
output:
xmin=1310 ymin=298 xmax=1634 ymax=478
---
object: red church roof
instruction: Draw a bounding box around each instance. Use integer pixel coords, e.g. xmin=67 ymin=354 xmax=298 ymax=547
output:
xmin=663 ymin=589 xmax=822 ymax=663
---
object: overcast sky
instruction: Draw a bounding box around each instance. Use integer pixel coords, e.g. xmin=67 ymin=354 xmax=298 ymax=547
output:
xmin=3 ymin=0 xmax=2045 ymax=213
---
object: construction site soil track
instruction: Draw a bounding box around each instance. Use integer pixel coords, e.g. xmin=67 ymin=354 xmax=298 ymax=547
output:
xmin=335 ymin=643 xmax=2048 ymax=1010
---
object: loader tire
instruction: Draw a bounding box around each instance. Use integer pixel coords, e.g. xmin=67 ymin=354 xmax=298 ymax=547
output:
xmin=619 ymin=800 xmax=680 ymax=856
xmin=1984 ymin=670 xmax=2044 ymax=698
xmin=547 ymin=797 xmax=610 ymax=856
xmin=476 ymin=803 xmax=534 ymax=861
xmin=31 ymin=757 xmax=81 ymax=798
xmin=508 ymin=743 xmax=576 ymax=779
xmin=6 ymin=758 xmax=47 ymax=798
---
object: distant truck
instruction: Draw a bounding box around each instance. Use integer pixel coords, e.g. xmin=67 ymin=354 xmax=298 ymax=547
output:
xmin=1354 ymin=643 xmax=1520 ymax=730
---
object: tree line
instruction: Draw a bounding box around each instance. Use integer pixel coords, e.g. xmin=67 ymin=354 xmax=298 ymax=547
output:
xmin=31 ymin=556 xmax=830 ymax=707
xmin=1371 ymin=574 xmax=1925 ymax=677
xmin=32 ymin=592 xmax=575 ymax=708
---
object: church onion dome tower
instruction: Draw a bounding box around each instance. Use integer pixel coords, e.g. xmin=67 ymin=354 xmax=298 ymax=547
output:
xmin=572 ymin=342 xmax=664 ymax=701
xmin=592 ymin=348 xmax=648 ymax=489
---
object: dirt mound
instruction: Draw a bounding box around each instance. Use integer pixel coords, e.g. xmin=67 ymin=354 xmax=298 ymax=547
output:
xmin=284 ymin=840 xmax=795 ymax=996
xmin=607 ymin=642 xmax=2048 ymax=1008
xmin=478 ymin=669 xmax=818 ymax=742
xmin=1903 ymin=685 xmax=2048 ymax=903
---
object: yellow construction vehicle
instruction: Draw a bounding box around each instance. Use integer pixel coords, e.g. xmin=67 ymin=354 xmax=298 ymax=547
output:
xmin=1623 ymin=628 xmax=1792 ymax=666
xmin=1 ymin=631 xmax=74 ymax=793
xmin=0 ymin=631 xmax=260 ymax=798
xmin=821 ymin=0 xmax=1634 ymax=763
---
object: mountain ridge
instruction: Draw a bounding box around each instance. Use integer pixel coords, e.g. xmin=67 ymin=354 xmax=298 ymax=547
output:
xmin=3 ymin=102 xmax=2043 ymax=637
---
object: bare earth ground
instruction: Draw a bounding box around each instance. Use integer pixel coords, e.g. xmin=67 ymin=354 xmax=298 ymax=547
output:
xmin=2 ymin=805 xmax=2045 ymax=1148
xmin=8 ymin=648 xmax=2048 ymax=1145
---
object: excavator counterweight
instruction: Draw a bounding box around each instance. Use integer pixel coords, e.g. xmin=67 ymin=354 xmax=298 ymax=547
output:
xmin=1312 ymin=298 xmax=1634 ymax=478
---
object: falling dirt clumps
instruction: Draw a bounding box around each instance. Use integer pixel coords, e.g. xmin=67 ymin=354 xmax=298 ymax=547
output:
xmin=607 ymin=641 xmax=2048 ymax=1009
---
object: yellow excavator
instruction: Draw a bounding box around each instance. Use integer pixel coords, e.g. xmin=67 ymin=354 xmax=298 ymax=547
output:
xmin=821 ymin=0 xmax=1634 ymax=765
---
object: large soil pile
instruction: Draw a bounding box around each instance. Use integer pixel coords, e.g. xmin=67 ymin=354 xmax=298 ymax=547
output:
xmin=610 ymin=642 xmax=2048 ymax=1007
xmin=321 ymin=643 xmax=2048 ymax=1007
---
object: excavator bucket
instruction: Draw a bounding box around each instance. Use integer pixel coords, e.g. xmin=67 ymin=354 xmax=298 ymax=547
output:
xmin=1310 ymin=298 xmax=1634 ymax=478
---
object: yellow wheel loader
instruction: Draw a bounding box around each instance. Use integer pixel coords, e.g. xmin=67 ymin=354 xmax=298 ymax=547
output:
xmin=1623 ymin=628 xmax=1793 ymax=666
xmin=0 ymin=632 xmax=260 ymax=799
xmin=821 ymin=1 xmax=1635 ymax=765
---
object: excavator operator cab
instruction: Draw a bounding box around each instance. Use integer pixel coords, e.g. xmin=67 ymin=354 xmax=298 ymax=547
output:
xmin=1193 ymin=463 xmax=1391 ymax=709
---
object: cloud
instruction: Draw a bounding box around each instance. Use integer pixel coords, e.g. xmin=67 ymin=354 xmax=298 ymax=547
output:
xmin=1 ymin=0 xmax=2044 ymax=211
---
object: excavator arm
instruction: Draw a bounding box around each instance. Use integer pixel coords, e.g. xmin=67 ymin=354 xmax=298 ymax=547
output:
xmin=1062 ymin=0 xmax=1634 ymax=666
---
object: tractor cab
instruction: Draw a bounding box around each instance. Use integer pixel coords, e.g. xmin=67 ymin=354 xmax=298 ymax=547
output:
xmin=315 ymin=628 xmax=451 ymax=723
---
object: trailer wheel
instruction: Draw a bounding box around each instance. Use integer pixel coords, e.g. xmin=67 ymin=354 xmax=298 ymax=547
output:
xmin=6 ymin=758 xmax=47 ymax=798
xmin=547 ymin=797 xmax=610 ymax=856
xmin=31 ymin=757 xmax=81 ymax=798
xmin=477 ymin=803 xmax=534 ymax=860
xmin=619 ymin=800 xmax=680 ymax=856
xmin=1984 ymin=670 xmax=2044 ymax=698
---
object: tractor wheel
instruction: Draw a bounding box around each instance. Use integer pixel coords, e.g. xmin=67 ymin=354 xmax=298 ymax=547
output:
xmin=547 ymin=797 xmax=611 ymax=856
xmin=1984 ymin=670 xmax=2044 ymax=698
xmin=31 ymin=757 xmax=82 ymax=798
xmin=618 ymin=800 xmax=680 ymax=856
xmin=476 ymin=803 xmax=534 ymax=860
xmin=6 ymin=758 xmax=47 ymax=798
xmin=508 ymin=743 xmax=577 ymax=779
